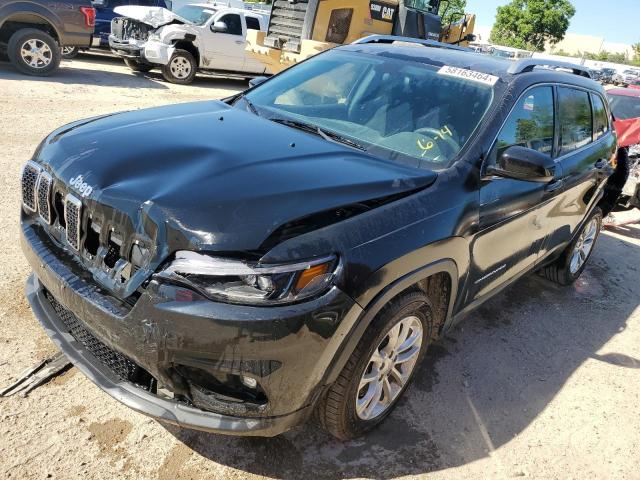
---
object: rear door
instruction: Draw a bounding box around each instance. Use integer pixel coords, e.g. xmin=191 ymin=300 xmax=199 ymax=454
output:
xmin=470 ymin=86 xmax=562 ymax=301
xmin=540 ymin=87 xmax=616 ymax=255
xmin=242 ymin=14 xmax=267 ymax=74
xmin=203 ymin=11 xmax=246 ymax=71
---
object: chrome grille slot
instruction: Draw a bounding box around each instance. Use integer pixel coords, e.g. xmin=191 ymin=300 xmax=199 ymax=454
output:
xmin=21 ymin=162 xmax=41 ymax=212
xmin=64 ymin=194 xmax=82 ymax=250
xmin=37 ymin=171 xmax=53 ymax=224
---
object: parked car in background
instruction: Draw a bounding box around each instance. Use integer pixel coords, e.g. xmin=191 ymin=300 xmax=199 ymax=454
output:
xmin=61 ymin=0 xmax=171 ymax=58
xmin=109 ymin=2 xmax=267 ymax=83
xmin=0 ymin=0 xmax=95 ymax=75
xmin=21 ymin=39 xmax=615 ymax=439
xmin=600 ymin=67 xmax=616 ymax=84
xmin=608 ymin=87 xmax=640 ymax=209
xmin=612 ymin=69 xmax=640 ymax=87
xmin=589 ymin=69 xmax=603 ymax=83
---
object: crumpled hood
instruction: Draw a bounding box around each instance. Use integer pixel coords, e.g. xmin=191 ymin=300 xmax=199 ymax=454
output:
xmin=113 ymin=6 xmax=190 ymax=27
xmin=36 ymin=100 xmax=436 ymax=263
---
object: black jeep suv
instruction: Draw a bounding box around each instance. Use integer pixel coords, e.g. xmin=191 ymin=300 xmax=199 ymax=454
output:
xmin=20 ymin=36 xmax=615 ymax=439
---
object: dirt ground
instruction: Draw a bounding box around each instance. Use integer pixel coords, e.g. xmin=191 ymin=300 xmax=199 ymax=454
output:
xmin=2 ymin=54 xmax=640 ymax=480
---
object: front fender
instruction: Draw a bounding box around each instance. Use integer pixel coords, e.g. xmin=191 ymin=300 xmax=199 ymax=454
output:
xmin=143 ymin=39 xmax=175 ymax=65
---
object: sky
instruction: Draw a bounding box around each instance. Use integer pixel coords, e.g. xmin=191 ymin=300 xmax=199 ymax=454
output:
xmin=464 ymin=0 xmax=639 ymax=45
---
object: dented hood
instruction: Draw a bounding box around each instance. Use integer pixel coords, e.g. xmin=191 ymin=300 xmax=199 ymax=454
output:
xmin=113 ymin=6 xmax=190 ymax=27
xmin=36 ymin=100 xmax=436 ymax=259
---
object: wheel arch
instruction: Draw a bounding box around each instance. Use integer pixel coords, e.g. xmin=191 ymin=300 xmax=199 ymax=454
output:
xmin=0 ymin=8 xmax=62 ymax=43
xmin=171 ymin=38 xmax=200 ymax=65
xmin=324 ymin=258 xmax=459 ymax=386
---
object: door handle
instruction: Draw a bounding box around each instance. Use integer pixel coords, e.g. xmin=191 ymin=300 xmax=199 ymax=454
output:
xmin=595 ymin=159 xmax=609 ymax=170
xmin=235 ymin=40 xmax=245 ymax=45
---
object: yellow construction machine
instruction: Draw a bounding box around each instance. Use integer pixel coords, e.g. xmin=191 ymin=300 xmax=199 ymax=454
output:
xmin=246 ymin=0 xmax=476 ymax=74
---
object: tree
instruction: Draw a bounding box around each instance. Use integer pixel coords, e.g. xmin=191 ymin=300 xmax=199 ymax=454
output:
xmin=633 ymin=42 xmax=640 ymax=60
xmin=439 ymin=0 xmax=467 ymax=25
xmin=490 ymin=0 xmax=576 ymax=52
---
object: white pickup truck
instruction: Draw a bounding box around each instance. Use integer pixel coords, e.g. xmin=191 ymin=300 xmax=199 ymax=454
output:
xmin=109 ymin=2 xmax=269 ymax=84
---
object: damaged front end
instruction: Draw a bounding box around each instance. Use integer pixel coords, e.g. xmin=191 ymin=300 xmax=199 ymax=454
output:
xmin=19 ymin=99 xmax=435 ymax=434
xmin=109 ymin=7 xmax=187 ymax=65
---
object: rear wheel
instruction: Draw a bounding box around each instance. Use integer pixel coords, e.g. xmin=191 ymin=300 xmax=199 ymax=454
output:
xmin=161 ymin=49 xmax=196 ymax=84
xmin=540 ymin=208 xmax=602 ymax=285
xmin=61 ymin=46 xmax=79 ymax=59
xmin=8 ymin=28 xmax=61 ymax=76
xmin=124 ymin=58 xmax=153 ymax=73
xmin=317 ymin=291 xmax=433 ymax=440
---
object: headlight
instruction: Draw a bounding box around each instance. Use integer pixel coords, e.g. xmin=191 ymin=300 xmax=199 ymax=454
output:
xmin=157 ymin=251 xmax=339 ymax=305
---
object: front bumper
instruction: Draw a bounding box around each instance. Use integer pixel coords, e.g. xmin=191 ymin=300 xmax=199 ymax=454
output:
xmin=21 ymin=218 xmax=361 ymax=436
xmin=109 ymin=36 xmax=174 ymax=65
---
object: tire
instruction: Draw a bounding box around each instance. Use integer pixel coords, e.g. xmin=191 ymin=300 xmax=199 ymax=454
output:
xmin=60 ymin=46 xmax=79 ymax=59
xmin=8 ymin=28 xmax=61 ymax=76
xmin=316 ymin=291 xmax=434 ymax=440
xmin=540 ymin=207 xmax=602 ymax=286
xmin=124 ymin=58 xmax=153 ymax=73
xmin=161 ymin=49 xmax=196 ymax=84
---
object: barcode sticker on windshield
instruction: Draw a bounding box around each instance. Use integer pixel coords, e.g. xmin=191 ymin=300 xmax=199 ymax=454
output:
xmin=437 ymin=66 xmax=499 ymax=86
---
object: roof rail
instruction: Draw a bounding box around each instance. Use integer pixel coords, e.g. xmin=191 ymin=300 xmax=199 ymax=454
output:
xmin=352 ymin=35 xmax=471 ymax=52
xmin=507 ymin=59 xmax=592 ymax=78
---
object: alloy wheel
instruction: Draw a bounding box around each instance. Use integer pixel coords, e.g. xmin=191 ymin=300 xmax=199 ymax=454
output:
xmin=20 ymin=39 xmax=53 ymax=69
xmin=569 ymin=217 xmax=598 ymax=274
xmin=355 ymin=315 xmax=423 ymax=420
xmin=169 ymin=56 xmax=192 ymax=79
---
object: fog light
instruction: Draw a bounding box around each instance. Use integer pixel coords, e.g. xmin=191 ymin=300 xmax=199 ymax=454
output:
xmin=241 ymin=376 xmax=257 ymax=389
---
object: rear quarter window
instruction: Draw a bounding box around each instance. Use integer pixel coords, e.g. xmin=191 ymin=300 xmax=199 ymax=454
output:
xmin=591 ymin=93 xmax=609 ymax=140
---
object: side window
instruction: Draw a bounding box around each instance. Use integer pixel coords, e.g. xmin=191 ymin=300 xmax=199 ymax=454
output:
xmin=245 ymin=16 xmax=261 ymax=31
xmin=490 ymin=86 xmax=554 ymax=165
xmin=591 ymin=93 xmax=609 ymax=140
xmin=325 ymin=9 xmax=353 ymax=44
xmin=557 ymin=87 xmax=592 ymax=155
xmin=218 ymin=14 xmax=242 ymax=35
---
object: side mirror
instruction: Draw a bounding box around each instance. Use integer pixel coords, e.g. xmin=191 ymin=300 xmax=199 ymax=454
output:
xmin=211 ymin=21 xmax=228 ymax=33
xmin=248 ymin=76 xmax=268 ymax=88
xmin=487 ymin=145 xmax=556 ymax=183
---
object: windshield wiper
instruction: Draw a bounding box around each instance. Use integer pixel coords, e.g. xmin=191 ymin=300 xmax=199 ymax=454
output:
xmin=269 ymin=118 xmax=366 ymax=151
xmin=233 ymin=94 xmax=260 ymax=116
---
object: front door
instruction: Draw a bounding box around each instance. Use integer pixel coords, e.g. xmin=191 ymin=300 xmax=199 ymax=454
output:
xmin=469 ymin=85 xmax=561 ymax=301
xmin=203 ymin=12 xmax=247 ymax=72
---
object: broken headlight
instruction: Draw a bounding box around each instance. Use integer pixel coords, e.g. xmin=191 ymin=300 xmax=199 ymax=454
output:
xmin=158 ymin=251 xmax=338 ymax=305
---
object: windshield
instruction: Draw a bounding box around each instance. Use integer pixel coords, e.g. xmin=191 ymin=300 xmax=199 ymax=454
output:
xmin=608 ymin=94 xmax=640 ymax=120
xmin=174 ymin=5 xmax=216 ymax=24
xmin=244 ymin=50 xmax=495 ymax=170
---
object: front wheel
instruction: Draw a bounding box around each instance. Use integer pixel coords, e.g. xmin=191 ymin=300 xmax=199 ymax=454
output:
xmin=316 ymin=291 xmax=433 ymax=440
xmin=7 ymin=28 xmax=61 ymax=76
xmin=540 ymin=207 xmax=602 ymax=285
xmin=161 ymin=49 xmax=196 ymax=84
xmin=61 ymin=46 xmax=79 ymax=59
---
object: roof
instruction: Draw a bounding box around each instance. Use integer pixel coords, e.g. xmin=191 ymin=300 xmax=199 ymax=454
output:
xmin=607 ymin=88 xmax=640 ymax=97
xmin=340 ymin=42 xmax=514 ymax=77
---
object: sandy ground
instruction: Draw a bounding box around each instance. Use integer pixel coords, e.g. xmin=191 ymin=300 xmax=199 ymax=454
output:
xmin=1 ymin=54 xmax=640 ymax=480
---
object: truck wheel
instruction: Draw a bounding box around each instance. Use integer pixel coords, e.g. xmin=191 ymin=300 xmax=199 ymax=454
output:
xmin=540 ymin=207 xmax=602 ymax=286
xmin=61 ymin=46 xmax=79 ymax=59
xmin=8 ymin=28 xmax=61 ymax=76
xmin=317 ymin=291 xmax=433 ymax=440
xmin=161 ymin=49 xmax=196 ymax=84
xmin=124 ymin=58 xmax=153 ymax=73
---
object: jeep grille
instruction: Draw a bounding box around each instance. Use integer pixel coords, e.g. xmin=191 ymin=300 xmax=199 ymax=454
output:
xmin=21 ymin=162 xmax=41 ymax=212
xmin=64 ymin=194 xmax=82 ymax=251
xmin=37 ymin=171 xmax=53 ymax=224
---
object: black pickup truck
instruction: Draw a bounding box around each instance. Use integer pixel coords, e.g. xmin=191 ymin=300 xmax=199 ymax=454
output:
xmin=0 ymin=0 xmax=95 ymax=75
